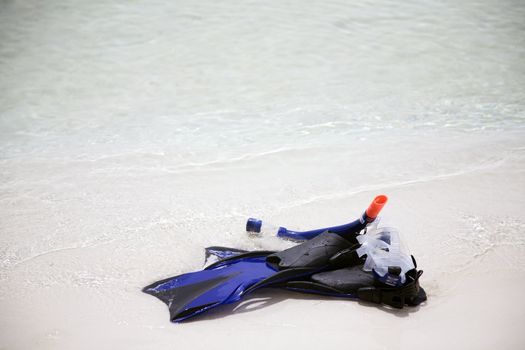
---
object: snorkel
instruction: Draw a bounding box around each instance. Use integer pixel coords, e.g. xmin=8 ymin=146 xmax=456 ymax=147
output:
xmin=246 ymin=195 xmax=388 ymax=241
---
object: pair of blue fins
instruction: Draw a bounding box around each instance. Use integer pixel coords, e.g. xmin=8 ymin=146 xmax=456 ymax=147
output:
xmin=143 ymin=195 xmax=426 ymax=322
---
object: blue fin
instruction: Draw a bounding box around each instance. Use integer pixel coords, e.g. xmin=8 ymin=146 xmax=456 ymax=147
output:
xmin=143 ymin=232 xmax=426 ymax=322
xmin=143 ymin=252 xmax=277 ymax=322
xmin=144 ymin=233 xmax=353 ymax=322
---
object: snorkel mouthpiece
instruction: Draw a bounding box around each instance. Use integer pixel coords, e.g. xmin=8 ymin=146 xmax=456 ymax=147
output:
xmin=246 ymin=218 xmax=263 ymax=233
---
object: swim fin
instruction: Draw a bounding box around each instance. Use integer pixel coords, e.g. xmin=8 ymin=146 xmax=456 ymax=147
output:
xmin=143 ymin=231 xmax=357 ymax=322
xmin=142 ymin=250 xmax=276 ymax=322
xmin=205 ymin=244 xmax=427 ymax=308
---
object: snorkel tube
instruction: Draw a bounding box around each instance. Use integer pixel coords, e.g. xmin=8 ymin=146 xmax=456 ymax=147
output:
xmin=246 ymin=195 xmax=388 ymax=241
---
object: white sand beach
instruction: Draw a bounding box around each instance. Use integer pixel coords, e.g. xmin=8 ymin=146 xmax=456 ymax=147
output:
xmin=1 ymin=1 xmax=524 ymax=349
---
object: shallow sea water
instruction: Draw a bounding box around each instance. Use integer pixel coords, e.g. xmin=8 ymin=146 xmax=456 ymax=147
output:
xmin=1 ymin=1 xmax=525 ymax=349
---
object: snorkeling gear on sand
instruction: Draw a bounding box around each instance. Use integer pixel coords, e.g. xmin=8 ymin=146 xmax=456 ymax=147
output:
xmin=142 ymin=195 xmax=426 ymax=322
xmin=205 ymin=229 xmax=426 ymax=308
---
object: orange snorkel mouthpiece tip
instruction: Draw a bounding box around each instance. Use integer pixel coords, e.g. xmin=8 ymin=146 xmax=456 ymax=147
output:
xmin=365 ymin=195 xmax=388 ymax=219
